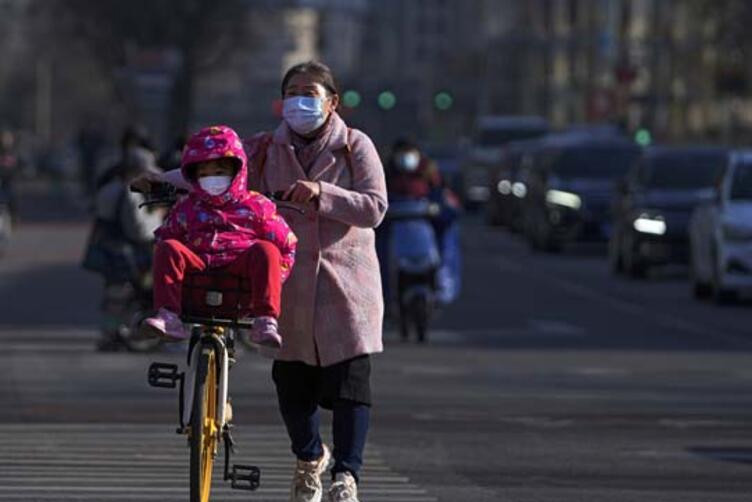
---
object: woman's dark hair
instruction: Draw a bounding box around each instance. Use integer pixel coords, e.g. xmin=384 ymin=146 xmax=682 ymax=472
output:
xmin=392 ymin=136 xmax=419 ymax=153
xmin=281 ymin=61 xmax=339 ymax=97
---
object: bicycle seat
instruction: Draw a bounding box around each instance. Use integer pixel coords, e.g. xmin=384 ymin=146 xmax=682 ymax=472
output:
xmin=182 ymin=269 xmax=252 ymax=323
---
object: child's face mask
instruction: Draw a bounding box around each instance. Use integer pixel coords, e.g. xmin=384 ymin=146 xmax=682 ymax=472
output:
xmin=198 ymin=175 xmax=232 ymax=195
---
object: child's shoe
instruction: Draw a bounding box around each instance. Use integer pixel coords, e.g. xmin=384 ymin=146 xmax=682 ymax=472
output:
xmin=249 ymin=316 xmax=282 ymax=348
xmin=139 ymin=308 xmax=189 ymax=342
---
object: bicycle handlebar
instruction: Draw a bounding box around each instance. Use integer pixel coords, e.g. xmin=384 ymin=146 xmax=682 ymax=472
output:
xmin=131 ymin=182 xmax=305 ymax=214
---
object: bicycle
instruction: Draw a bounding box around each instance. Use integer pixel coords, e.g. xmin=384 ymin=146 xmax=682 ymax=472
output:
xmin=148 ymin=307 xmax=260 ymax=501
xmin=138 ymin=182 xmax=301 ymax=501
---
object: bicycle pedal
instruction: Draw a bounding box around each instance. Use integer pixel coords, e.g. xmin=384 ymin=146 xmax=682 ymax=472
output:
xmin=147 ymin=362 xmax=180 ymax=388
xmin=230 ymin=464 xmax=260 ymax=491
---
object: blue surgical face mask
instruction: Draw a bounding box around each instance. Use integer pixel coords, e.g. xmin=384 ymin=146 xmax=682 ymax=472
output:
xmin=397 ymin=151 xmax=421 ymax=172
xmin=283 ymin=96 xmax=328 ymax=135
xmin=198 ymin=175 xmax=232 ymax=196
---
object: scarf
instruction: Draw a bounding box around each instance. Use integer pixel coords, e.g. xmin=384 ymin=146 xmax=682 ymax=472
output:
xmin=289 ymin=114 xmax=336 ymax=175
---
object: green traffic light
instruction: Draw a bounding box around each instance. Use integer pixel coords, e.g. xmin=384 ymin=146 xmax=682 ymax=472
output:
xmin=635 ymin=128 xmax=652 ymax=146
xmin=434 ymin=91 xmax=453 ymax=110
xmin=342 ymin=90 xmax=361 ymax=108
xmin=377 ymin=91 xmax=396 ymax=110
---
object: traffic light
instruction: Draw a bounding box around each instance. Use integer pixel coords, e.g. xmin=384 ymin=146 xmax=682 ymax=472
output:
xmin=634 ymin=128 xmax=652 ymax=147
xmin=377 ymin=91 xmax=396 ymax=110
xmin=434 ymin=91 xmax=453 ymax=111
xmin=342 ymin=90 xmax=361 ymax=108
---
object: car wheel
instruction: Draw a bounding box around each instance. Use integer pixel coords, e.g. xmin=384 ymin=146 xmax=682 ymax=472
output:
xmin=485 ymin=203 xmax=504 ymax=227
xmin=525 ymin=214 xmax=541 ymax=250
xmin=711 ymin=245 xmax=737 ymax=305
xmin=608 ymin=233 xmax=623 ymax=274
xmin=535 ymin=217 xmax=561 ymax=253
xmin=689 ymin=248 xmax=712 ymax=299
xmin=624 ymin=236 xmax=647 ymax=279
xmin=693 ymin=281 xmax=713 ymax=299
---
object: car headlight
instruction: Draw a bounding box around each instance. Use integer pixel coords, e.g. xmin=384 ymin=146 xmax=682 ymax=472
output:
xmin=497 ymin=179 xmax=512 ymax=195
xmin=722 ymin=222 xmax=752 ymax=241
xmin=512 ymin=182 xmax=527 ymax=198
xmin=633 ymin=212 xmax=667 ymax=235
xmin=546 ymin=189 xmax=582 ymax=210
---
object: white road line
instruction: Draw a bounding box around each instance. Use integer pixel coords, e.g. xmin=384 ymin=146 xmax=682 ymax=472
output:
xmin=494 ymin=255 xmax=752 ymax=348
xmin=0 ymin=423 xmax=437 ymax=501
xmin=528 ymin=319 xmax=586 ymax=336
xmin=0 ymin=459 xmax=394 ymax=471
xmin=0 ymin=495 xmax=436 ymax=502
xmin=4 ymin=344 xmax=96 ymax=352
xmin=0 ymin=498 xmax=437 ymax=502
xmin=0 ymin=471 xmax=413 ymax=483
xmin=0 ymin=328 xmax=98 ymax=340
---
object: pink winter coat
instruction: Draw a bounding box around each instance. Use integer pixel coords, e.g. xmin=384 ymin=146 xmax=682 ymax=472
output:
xmin=155 ymin=125 xmax=296 ymax=280
xmin=246 ymin=113 xmax=387 ymax=366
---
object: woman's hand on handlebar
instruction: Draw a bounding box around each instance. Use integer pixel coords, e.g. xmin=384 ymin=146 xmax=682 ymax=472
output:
xmin=282 ymin=180 xmax=320 ymax=203
xmin=129 ymin=172 xmax=165 ymax=194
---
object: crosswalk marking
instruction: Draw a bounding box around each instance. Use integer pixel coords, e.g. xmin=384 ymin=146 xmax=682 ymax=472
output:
xmin=0 ymin=424 xmax=436 ymax=502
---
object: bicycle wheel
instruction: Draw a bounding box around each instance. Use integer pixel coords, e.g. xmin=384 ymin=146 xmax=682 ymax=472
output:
xmin=190 ymin=347 xmax=218 ymax=502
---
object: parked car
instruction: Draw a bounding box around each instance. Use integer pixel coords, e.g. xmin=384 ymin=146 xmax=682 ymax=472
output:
xmin=610 ymin=146 xmax=727 ymax=277
xmin=689 ymin=150 xmax=752 ymax=303
xmin=486 ymin=139 xmax=539 ymax=229
xmin=459 ymin=115 xmax=549 ymax=209
xmin=520 ymin=133 xmax=640 ymax=251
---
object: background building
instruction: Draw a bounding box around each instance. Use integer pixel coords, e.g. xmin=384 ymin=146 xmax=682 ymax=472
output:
xmin=2 ymin=0 xmax=752 ymax=156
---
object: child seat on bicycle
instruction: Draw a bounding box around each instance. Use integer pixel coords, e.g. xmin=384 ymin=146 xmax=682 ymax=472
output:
xmin=140 ymin=125 xmax=297 ymax=347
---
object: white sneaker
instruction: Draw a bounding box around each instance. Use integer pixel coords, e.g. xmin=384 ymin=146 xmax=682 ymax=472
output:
xmin=291 ymin=444 xmax=331 ymax=502
xmin=327 ymin=472 xmax=359 ymax=502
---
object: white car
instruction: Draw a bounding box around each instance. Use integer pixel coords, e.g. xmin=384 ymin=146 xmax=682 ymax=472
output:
xmin=689 ymin=150 xmax=752 ymax=303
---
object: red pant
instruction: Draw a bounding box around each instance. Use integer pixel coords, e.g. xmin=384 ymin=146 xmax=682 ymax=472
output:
xmin=153 ymin=239 xmax=282 ymax=318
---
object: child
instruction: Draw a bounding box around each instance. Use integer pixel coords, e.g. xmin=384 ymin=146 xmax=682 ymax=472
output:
xmin=140 ymin=125 xmax=297 ymax=348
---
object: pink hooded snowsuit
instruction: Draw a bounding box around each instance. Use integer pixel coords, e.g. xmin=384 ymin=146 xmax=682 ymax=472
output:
xmin=155 ymin=125 xmax=297 ymax=280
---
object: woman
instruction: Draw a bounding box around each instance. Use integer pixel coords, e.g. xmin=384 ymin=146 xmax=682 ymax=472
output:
xmin=249 ymin=61 xmax=386 ymax=502
xmin=142 ymin=61 xmax=386 ymax=502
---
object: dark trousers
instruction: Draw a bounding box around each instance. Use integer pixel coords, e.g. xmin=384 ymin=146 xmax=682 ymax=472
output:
xmin=273 ymin=358 xmax=372 ymax=482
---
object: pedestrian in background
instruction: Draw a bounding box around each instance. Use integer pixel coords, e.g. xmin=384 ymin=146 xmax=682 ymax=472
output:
xmin=97 ymin=125 xmax=155 ymax=192
xmin=0 ymin=127 xmax=21 ymax=219
xmin=88 ymin=147 xmax=165 ymax=351
xmin=77 ymin=121 xmax=106 ymax=198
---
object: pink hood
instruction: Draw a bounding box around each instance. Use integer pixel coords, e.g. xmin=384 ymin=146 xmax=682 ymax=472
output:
xmin=181 ymin=125 xmax=248 ymax=207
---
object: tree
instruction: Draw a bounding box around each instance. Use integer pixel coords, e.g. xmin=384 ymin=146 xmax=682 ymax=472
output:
xmin=50 ymin=0 xmax=253 ymax=135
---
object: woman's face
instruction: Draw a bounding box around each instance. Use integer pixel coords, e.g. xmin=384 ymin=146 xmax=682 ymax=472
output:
xmin=283 ymin=72 xmax=339 ymax=117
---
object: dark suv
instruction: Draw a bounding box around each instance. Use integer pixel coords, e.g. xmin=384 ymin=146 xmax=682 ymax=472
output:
xmin=486 ymin=139 xmax=539 ymax=230
xmin=609 ymin=146 xmax=727 ymax=277
xmin=521 ymin=134 xmax=640 ymax=251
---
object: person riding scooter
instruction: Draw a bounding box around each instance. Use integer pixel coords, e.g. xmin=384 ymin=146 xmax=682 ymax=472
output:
xmin=385 ymin=138 xmax=443 ymax=199
xmin=378 ymin=139 xmax=462 ymax=341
